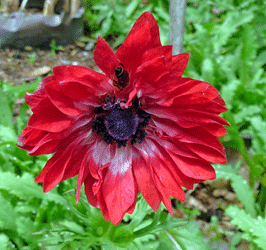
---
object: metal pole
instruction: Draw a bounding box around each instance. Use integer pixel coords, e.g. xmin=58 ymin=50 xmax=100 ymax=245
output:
xmin=168 ymin=0 xmax=186 ymax=55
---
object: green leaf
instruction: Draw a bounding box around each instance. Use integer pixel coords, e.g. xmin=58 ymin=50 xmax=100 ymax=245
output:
xmin=248 ymin=116 xmax=266 ymax=154
xmin=214 ymin=10 xmax=254 ymax=53
xmin=226 ymin=205 xmax=266 ymax=250
xmin=102 ymin=12 xmax=113 ymax=35
xmin=234 ymin=105 xmax=261 ymax=124
xmin=0 ymin=193 xmax=17 ymax=231
xmin=255 ymin=49 xmax=266 ymax=68
xmin=58 ymin=221 xmax=85 ymax=234
xmin=0 ymin=171 xmax=67 ymax=206
xmin=213 ymin=164 xmax=256 ymax=217
xmin=0 ymin=234 xmax=12 ymax=249
xmin=201 ymin=58 xmax=214 ymax=84
xmin=0 ymin=125 xmax=17 ymax=142
xmin=158 ymin=221 xmax=211 ymax=250
xmin=133 ymin=234 xmax=159 ymax=250
xmin=16 ymin=216 xmax=39 ymax=245
xmin=126 ymin=0 xmax=140 ymax=18
xmin=2 ymin=79 xmax=40 ymax=99
xmin=0 ymin=88 xmax=13 ymax=128
xmin=126 ymin=196 xmax=153 ymax=229
xmin=239 ymin=24 xmax=257 ymax=85
xmin=0 ymin=172 xmax=43 ymax=199
xmin=220 ymin=79 xmax=241 ymax=109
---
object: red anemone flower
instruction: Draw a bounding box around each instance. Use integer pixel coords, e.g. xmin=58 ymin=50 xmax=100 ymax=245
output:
xmin=17 ymin=12 xmax=229 ymax=225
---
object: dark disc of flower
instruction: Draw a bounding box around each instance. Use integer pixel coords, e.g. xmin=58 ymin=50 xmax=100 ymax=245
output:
xmin=104 ymin=107 xmax=139 ymax=140
xmin=92 ymin=98 xmax=151 ymax=148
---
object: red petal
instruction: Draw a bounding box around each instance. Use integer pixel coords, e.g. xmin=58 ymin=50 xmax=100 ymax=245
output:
xmin=29 ymin=116 xmax=92 ymax=155
xmin=35 ymin=154 xmax=55 ymax=183
xmin=203 ymin=123 xmax=228 ymax=137
xmin=28 ymin=98 xmax=74 ymax=132
xmin=35 ymin=145 xmax=83 ymax=186
xmin=42 ymin=148 xmax=74 ymax=192
xmin=84 ymin=173 xmax=98 ymax=207
xmin=171 ymin=53 xmax=190 ymax=76
xmin=53 ymin=65 xmax=99 ymax=81
xmin=76 ymin=149 xmax=92 ymax=203
xmin=152 ymin=115 xmax=227 ymax=138
xmin=58 ymin=80 xmax=111 ymax=105
xmin=153 ymin=158 xmax=186 ymax=202
xmin=25 ymin=85 xmax=46 ymax=108
xmin=176 ymin=126 xmax=225 ymax=151
xmin=147 ymin=137 xmax=203 ymax=189
xmin=116 ymin=12 xmax=161 ymax=72
xmin=185 ymin=143 xmax=226 ymax=164
xmin=135 ymin=56 xmax=169 ymax=86
xmin=29 ymin=139 xmax=61 ymax=156
xmin=134 ymin=140 xmax=184 ymax=213
xmin=94 ymin=36 xmax=120 ymax=78
xmin=214 ymin=94 xmax=226 ymax=106
xmin=172 ymin=126 xmax=226 ymax=163
xmin=118 ymin=12 xmax=161 ymax=54
xmin=43 ymin=78 xmax=83 ymax=116
xmin=141 ymin=45 xmax=173 ymax=66
xmin=103 ymin=166 xmax=136 ymax=225
xmin=35 ymin=130 xmax=88 ymax=187
xmin=146 ymin=106 xmax=229 ymax=129
xmin=61 ymin=145 xmax=91 ymax=183
xmin=161 ymin=79 xmax=222 ymax=107
xmin=117 ymin=22 xmax=152 ymax=72
xmin=132 ymin=149 xmax=161 ymax=211
xmin=17 ymin=127 xmax=47 ymax=149
xmin=153 ymin=174 xmax=173 ymax=214
xmin=54 ymin=65 xmax=112 ymax=96
xmin=186 ymin=101 xmax=228 ymax=114
xmin=84 ymin=148 xmax=110 ymax=210
xmin=169 ymin=152 xmax=216 ymax=180
xmin=40 ymin=132 xmax=87 ymax=192
xmin=136 ymin=12 xmax=161 ymax=47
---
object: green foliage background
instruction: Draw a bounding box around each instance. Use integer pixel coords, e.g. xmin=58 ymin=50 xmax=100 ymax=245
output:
xmin=1 ymin=0 xmax=266 ymax=249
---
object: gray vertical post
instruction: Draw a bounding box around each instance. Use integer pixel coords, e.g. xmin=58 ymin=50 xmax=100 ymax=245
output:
xmin=168 ymin=0 xmax=186 ymax=55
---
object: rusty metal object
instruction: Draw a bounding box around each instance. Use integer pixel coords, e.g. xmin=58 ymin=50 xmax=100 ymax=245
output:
xmin=0 ymin=0 xmax=20 ymax=13
xmin=0 ymin=0 xmax=84 ymax=49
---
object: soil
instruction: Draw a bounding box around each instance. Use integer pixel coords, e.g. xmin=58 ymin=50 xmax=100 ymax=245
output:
xmin=0 ymin=41 xmax=250 ymax=250
xmin=0 ymin=41 xmax=98 ymax=85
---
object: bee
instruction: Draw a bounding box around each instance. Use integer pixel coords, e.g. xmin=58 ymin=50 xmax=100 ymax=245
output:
xmin=114 ymin=65 xmax=129 ymax=90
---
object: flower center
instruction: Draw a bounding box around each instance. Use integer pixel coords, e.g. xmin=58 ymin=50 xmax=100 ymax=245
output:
xmin=104 ymin=107 xmax=139 ymax=140
xmin=92 ymin=97 xmax=151 ymax=148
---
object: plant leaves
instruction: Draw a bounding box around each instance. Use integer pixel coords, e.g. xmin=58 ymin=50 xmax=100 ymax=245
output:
xmin=226 ymin=205 xmax=266 ymax=250
xmin=158 ymin=221 xmax=211 ymax=250
xmin=0 ymin=234 xmax=11 ymax=249
xmin=0 ymin=87 xmax=13 ymax=128
xmin=0 ymin=125 xmax=17 ymax=142
xmin=0 ymin=171 xmax=67 ymax=206
xmin=214 ymin=10 xmax=254 ymax=53
xmin=0 ymin=193 xmax=17 ymax=231
xmin=213 ymin=164 xmax=256 ymax=217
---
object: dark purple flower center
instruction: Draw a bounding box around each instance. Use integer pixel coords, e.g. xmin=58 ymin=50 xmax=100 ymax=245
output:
xmin=104 ymin=107 xmax=139 ymax=140
xmin=92 ymin=97 xmax=151 ymax=148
